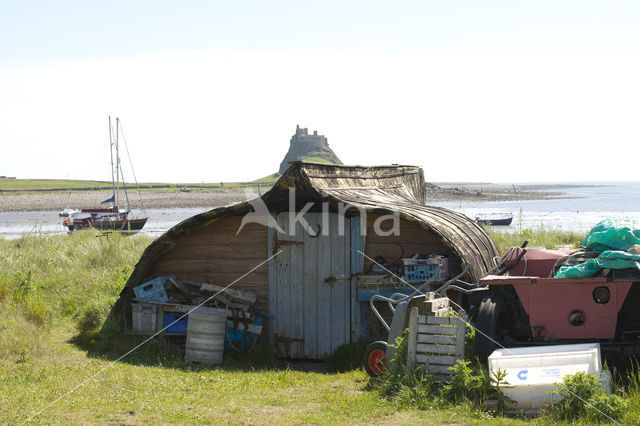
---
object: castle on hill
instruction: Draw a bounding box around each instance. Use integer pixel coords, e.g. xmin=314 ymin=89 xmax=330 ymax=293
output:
xmin=278 ymin=125 xmax=343 ymax=174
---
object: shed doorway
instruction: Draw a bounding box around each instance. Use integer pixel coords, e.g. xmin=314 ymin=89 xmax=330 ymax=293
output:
xmin=268 ymin=212 xmax=358 ymax=359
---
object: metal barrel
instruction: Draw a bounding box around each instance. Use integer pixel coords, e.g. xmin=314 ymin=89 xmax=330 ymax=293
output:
xmin=184 ymin=307 xmax=227 ymax=364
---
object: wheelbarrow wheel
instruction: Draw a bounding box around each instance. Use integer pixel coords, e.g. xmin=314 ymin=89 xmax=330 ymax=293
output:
xmin=364 ymin=341 xmax=388 ymax=377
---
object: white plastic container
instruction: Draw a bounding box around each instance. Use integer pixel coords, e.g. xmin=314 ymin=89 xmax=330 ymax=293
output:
xmin=488 ymin=343 xmax=609 ymax=408
xmin=131 ymin=303 xmax=159 ymax=333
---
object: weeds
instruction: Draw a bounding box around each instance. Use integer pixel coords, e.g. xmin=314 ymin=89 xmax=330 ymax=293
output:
xmin=550 ymin=372 xmax=627 ymax=422
xmin=443 ymin=360 xmax=492 ymax=405
xmin=487 ymin=228 xmax=585 ymax=251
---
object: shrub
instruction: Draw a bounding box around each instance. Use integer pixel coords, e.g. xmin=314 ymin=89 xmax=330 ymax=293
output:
xmin=76 ymin=299 xmax=113 ymax=333
xmin=550 ymin=372 xmax=627 ymax=422
xmin=443 ymin=360 xmax=492 ymax=405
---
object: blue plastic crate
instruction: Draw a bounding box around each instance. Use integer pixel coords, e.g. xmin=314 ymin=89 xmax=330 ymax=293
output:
xmin=402 ymin=258 xmax=449 ymax=283
xmin=164 ymin=312 xmax=188 ymax=334
xmin=133 ymin=276 xmax=171 ymax=302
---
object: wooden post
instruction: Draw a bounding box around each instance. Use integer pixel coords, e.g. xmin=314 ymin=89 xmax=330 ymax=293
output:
xmin=407 ymin=307 xmax=418 ymax=371
xmin=455 ymin=309 xmax=466 ymax=359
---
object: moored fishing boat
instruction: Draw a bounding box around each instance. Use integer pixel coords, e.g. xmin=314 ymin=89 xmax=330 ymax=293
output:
xmin=60 ymin=117 xmax=148 ymax=232
xmin=475 ymin=214 xmax=513 ymax=226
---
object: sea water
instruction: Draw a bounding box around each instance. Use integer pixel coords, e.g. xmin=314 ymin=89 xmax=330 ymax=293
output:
xmin=430 ymin=181 xmax=640 ymax=233
xmin=0 ymin=207 xmax=211 ymax=239
xmin=0 ymin=182 xmax=638 ymax=238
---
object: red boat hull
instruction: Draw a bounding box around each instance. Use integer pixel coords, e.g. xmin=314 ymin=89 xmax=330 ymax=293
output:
xmin=67 ymin=217 xmax=148 ymax=232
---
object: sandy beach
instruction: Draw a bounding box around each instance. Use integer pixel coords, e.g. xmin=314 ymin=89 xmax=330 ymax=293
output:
xmin=0 ymin=183 xmax=579 ymax=212
xmin=0 ymin=190 xmax=249 ymax=212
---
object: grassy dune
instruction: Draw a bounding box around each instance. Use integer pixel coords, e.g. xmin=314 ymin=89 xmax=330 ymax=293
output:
xmin=0 ymin=231 xmax=639 ymax=423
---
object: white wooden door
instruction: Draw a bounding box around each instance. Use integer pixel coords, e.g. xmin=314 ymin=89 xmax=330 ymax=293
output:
xmin=268 ymin=212 xmax=353 ymax=359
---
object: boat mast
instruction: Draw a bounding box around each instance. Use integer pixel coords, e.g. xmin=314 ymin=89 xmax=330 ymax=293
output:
xmin=117 ymin=120 xmax=132 ymax=212
xmin=108 ymin=116 xmax=117 ymax=206
xmin=115 ymin=117 xmax=120 ymax=209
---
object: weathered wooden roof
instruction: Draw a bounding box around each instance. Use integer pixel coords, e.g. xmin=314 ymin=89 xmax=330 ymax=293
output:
xmin=113 ymin=162 xmax=499 ymax=316
xmin=269 ymin=162 xmax=499 ymax=279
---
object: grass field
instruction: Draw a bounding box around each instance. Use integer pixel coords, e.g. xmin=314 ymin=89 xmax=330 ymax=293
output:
xmin=0 ymin=174 xmax=280 ymax=194
xmin=0 ymin=230 xmax=638 ymax=423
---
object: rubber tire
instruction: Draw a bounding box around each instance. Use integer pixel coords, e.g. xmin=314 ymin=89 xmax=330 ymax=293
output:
xmin=363 ymin=341 xmax=388 ymax=377
xmin=474 ymin=294 xmax=506 ymax=362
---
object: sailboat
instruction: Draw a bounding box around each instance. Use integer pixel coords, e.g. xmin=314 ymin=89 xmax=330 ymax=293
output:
xmin=60 ymin=117 xmax=148 ymax=232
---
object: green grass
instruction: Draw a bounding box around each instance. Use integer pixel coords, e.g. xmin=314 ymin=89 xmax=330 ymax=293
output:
xmin=0 ymin=178 xmax=113 ymax=191
xmin=300 ymin=156 xmax=337 ymax=165
xmin=250 ymin=173 xmax=281 ymax=184
xmin=0 ymin=232 xmax=451 ymax=424
xmin=0 ymin=177 xmax=278 ymax=194
xmin=487 ymin=228 xmax=585 ymax=252
xmin=1 ymin=230 xmax=639 ymax=423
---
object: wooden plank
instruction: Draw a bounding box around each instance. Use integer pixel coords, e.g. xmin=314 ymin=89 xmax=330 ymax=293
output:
xmin=153 ymin=258 xmax=269 ymax=274
xmin=159 ymin=244 xmax=269 ymax=261
xmin=343 ymin=218 xmax=352 ymax=344
xmin=417 ymin=354 xmax=458 ymax=365
xmin=200 ymin=282 xmax=258 ymax=304
xmin=417 ymin=324 xmax=457 ymax=335
xmin=418 ymin=315 xmax=426 ymax=324
xmin=433 ymin=307 xmax=453 ymax=317
xmin=176 ymin=226 xmax=267 ymax=239
xmin=317 ymin=212 xmax=332 ymax=358
xmin=267 ymin=224 xmax=277 ymax=349
xmin=157 ymin=271 xmax=268 ymax=285
xmin=426 ymin=364 xmax=455 ymax=375
xmin=456 ymin=310 xmax=466 ymax=359
xmin=166 ymin=229 xmax=267 ymax=249
xmin=133 ymin=299 xmax=193 ymax=313
xmin=331 ymin=212 xmax=345 ymax=353
xmin=365 ymin=216 xmax=445 ymax=244
xmin=303 ymin=213 xmax=319 ymax=359
xmin=407 ymin=307 xmax=418 ymax=371
xmin=276 ymin=212 xmax=291 ymax=358
xmin=426 ymin=316 xmax=462 ymax=326
xmin=290 ymin=220 xmax=305 ymax=358
xmin=350 ymin=216 xmax=360 ymax=340
xmin=416 ymin=343 xmax=457 ymax=355
xmin=417 ymin=334 xmax=456 ymax=345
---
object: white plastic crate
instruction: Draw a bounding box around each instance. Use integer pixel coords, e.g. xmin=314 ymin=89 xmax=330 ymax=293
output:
xmin=131 ymin=303 xmax=159 ymax=333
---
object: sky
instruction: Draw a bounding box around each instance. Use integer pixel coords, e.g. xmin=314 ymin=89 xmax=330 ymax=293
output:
xmin=1 ymin=1 xmax=639 ymax=183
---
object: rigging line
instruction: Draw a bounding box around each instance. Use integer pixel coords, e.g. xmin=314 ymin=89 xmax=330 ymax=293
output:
xmin=118 ymin=156 xmax=131 ymax=211
xmin=117 ymin=121 xmax=147 ymax=214
xmin=108 ymin=117 xmax=116 ymax=201
xmin=22 ymin=249 xmax=283 ymax=425
xmin=359 ymin=250 xmax=619 ymax=424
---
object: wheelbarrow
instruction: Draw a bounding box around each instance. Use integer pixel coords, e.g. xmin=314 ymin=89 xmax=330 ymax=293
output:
xmin=363 ymin=265 xmax=471 ymax=377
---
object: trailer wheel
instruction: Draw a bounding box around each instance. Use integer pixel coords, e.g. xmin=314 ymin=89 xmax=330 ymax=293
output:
xmin=364 ymin=341 xmax=388 ymax=377
xmin=474 ymin=294 xmax=507 ymax=362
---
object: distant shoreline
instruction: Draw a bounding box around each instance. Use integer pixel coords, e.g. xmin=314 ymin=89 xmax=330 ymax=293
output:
xmin=0 ymin=182 xmax=598 ymax=212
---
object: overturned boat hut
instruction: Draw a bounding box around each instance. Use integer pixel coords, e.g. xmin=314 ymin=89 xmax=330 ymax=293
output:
xmin=114 ymin=162 xmax=499 ymax=359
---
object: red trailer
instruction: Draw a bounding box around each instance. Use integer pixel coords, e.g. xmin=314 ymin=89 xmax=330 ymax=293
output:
xmin=474 ymin=246 xmax=640 ymax=360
